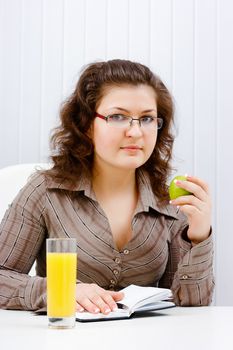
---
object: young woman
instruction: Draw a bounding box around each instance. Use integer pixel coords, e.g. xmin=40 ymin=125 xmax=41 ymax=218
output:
xmin=0 ymin=59 xmax=214 ymax=314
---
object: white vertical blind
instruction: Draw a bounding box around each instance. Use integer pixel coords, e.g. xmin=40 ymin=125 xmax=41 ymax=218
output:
xmin=150 ymin=0 xmax=173 ymax=87
xmin=106 ymin=0 xmax=129 ymax=59
xmin=128 ymin=0 xmax=150 ymax=64
xmin=63 ymin=0 xmax=86 ymax=96
xmin=172 ymin=0 xmax=195 ymax=176
xmin=215 ymin=0 xmax=233 ymax=306
xmin=85 ymin=0 xmax=107 ymax=62
xmin=0 ymin=0 xmax=233 ymax=306
xmin=40 ymin=0 xmax=64 ymax=161
xmin=19 ymin=0 xmax=42 ymax=163
xmin=0 ymin=0 xmax=21 ymax=165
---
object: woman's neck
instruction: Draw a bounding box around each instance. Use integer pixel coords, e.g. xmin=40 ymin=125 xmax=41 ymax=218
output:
xmin=92 ymin=165 xmax=137 ymax=197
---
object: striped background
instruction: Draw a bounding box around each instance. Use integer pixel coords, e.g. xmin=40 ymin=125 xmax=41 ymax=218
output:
xmin=0 ymin=0 xmax=233 ymax=305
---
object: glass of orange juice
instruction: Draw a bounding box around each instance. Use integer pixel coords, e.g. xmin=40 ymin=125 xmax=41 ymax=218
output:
xmin=46 ymin=238 xmax=77 ymax=329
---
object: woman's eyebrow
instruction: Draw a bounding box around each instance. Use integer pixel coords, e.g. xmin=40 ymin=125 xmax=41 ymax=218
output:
xmin=141 ymin=109 xmax=157 ymax=113
xmin=108 ymin=107 xmax=129 ymax=112
xmin=108 ymin=107 xmax=157 ymax=113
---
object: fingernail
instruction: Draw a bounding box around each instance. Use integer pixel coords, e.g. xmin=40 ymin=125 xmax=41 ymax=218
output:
xmin=78 ymin=307 xmax=84 ymax=312
xmin=113 ymin=305 xmax=118 ymax=311
xmin=169 ymin=200 xmax=172 ymax=204
xmin=94 ymin=308 xmax=100 ymax=313
xmin=175 ymin=179 xmax=181 ymax=185
xmin=104 ymin=308 xmax=111 ymax=314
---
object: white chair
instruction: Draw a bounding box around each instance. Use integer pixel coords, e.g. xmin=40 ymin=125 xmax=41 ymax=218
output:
xmin=0 ymin=163 xmax=50 ymax=275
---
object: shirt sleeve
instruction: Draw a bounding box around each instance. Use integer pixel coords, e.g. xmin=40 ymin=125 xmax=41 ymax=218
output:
xmin=158 ymin=213 xmax=214 ymax=306
xmin=0 ymin=174 xmax=47 ymax=311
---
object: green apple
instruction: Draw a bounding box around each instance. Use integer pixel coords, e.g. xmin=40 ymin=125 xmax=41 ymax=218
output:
xmin=169 ymin=175 xmax=192 ymax=200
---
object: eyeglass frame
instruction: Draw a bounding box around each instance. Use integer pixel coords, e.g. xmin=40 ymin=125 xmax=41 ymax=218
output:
xmin=95 ymin=113 xmax=164 ymax=130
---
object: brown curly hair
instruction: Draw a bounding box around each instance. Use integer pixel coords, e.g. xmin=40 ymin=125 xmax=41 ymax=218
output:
xmin=46 ymin=59 xmax=175 ymax=202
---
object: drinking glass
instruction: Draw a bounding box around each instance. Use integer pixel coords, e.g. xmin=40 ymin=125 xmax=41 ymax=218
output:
xmin=46 ymin=238 xmax=77 ymax=329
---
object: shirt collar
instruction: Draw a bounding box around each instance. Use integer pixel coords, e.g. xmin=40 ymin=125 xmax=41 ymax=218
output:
xmin=46 ymin=170 xmax=178 ymax=219
xmin=136 ymin=170 xmax=179 ymax=219
xmin=46 ymin=173 xmax=97 ymax=199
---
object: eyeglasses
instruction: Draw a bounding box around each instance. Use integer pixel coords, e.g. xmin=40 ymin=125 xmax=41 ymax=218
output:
xmin=95 ymin=113 xmax=163 ymax=130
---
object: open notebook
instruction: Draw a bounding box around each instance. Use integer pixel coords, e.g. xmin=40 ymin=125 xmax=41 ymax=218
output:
xmin=76 ymin=284 xmax=175 ymax=322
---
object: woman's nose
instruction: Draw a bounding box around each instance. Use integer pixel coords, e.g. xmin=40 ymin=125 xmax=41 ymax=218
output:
xmin=125 ymin=120 xmax=143 ymax=137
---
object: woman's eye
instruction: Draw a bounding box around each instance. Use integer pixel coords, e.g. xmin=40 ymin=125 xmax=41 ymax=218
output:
xmin=140 ymin=116 xmax=155 ymax=124
xmin=109 ymin=114 xmax=127 ymax=122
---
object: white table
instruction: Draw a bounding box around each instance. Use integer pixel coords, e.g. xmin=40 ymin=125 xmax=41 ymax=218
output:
xmin=0 ymin=307 xmax=232 ymax=350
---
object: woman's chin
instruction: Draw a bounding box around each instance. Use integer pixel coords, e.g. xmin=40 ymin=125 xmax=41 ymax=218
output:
xmin=118 ymin=160 xmax=145 ymax=170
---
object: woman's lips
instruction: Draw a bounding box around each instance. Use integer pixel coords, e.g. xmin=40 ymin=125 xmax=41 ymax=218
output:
xmin=120 ymin=145 xmax=142 ymax=150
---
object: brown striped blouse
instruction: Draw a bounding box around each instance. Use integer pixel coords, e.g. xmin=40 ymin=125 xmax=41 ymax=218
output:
xmin=0 ymin=170 xmax=214 ymax=311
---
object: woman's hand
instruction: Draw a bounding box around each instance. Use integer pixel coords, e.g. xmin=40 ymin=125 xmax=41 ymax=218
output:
xmin=169 ymin=175 xmax=211 ymax=244
xmin=75 ymin=283 xmax=124 ymax=314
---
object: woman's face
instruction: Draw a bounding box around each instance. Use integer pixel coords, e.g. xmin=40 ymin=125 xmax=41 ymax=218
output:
xmin=91 ymin=84 xmax=158 ymax=173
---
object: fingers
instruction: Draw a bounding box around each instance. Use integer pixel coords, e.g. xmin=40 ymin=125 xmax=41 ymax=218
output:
xmin=76 ymin=302 xmax=84 ymax=312
xmin=169 ymin=175 xmax=212 ymax=244
xmin=171 ymin=175 xmax=210 ymax=203
xmin=100 ymin=291 xmax=123 ymax=311
xmin=178 ymin=203 xmax=201 ymax=217
xmin=109 ymin=290 xmax=124 ymax=301
xmin=186 ymin=175 xmax=210 ymax=194
xmin=76 ymin=283 xmax=124 ymax=314
xmin=171 ymin=194 xmax=205 ymax=212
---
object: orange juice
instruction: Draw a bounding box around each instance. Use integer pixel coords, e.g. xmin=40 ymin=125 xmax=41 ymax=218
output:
xmin=47 ymin=252 xmax=77 ymax=317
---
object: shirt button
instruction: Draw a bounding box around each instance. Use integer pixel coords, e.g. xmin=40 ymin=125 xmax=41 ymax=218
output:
xmin=181 ymin=274 xmax=189 ymax=280
xmin=115 ymin=257 xmax=121 ymax=264
xmin=109 ymin=284 xmax=115 ymax=289
xmin=110 ymin=279 xmax=116 ymax=285
xmin=113 ymin=269 xmax=119 ymax=275
xmin=123 ymin=249 xmax=129 ymax=255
